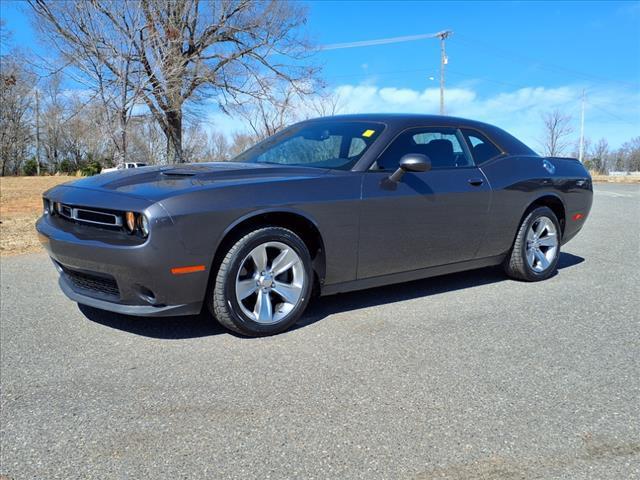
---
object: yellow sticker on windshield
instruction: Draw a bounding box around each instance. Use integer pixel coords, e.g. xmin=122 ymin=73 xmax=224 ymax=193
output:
xmin=362 ymin=129 xmax=375 ymax=138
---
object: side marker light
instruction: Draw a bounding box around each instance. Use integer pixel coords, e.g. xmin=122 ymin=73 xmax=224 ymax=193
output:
xmin=171 ymin=265 xmax=206 ymax=275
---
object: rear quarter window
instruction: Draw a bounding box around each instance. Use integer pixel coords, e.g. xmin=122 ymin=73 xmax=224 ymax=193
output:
xmin=461 ymin=129 xmax=502 ymax=164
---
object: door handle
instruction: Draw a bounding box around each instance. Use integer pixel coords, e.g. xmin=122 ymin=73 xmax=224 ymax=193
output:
xmin=468 ymin=178 xmax=484 ymax=186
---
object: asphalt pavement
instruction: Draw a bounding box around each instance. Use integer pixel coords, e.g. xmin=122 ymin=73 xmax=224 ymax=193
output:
xmin=1 ymin=183 xmax=638 ymax=479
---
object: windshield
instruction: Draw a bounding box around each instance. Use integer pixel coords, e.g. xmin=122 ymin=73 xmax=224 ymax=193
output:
xmin=233 ymin=122 xmax=384 ymax=170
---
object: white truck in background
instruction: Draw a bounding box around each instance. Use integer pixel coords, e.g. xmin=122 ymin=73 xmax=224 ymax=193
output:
xmin=101 ymin=162 xmax=148 ymax=174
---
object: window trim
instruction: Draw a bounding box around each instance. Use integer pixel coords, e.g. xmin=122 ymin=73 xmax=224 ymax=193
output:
xmin=459 ymin=127 xmax=506 ymax=165
xmin=370 ymin=125 xmax=476 ymax=172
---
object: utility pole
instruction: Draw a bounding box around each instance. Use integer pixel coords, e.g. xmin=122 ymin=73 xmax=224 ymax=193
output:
xmin=437 ymin=30 xmax=452 ymax=115
xmin=320 ymin=30 xmax=453 ymax=114
xmin=578 ymin=89 xmax=586 ymax=163
xmin=35 ymin=88 xmax=41 ymax=176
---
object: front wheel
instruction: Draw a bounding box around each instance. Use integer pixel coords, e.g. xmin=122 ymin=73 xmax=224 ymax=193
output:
xmin=209 ymin=227 xmax=313 ymax=336
xmin=504 ymin=206 xmax=561 ymax=281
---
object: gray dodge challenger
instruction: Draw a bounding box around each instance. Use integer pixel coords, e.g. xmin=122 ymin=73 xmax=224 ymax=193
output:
xmin=37 ymin=114 xmax=593 ymax=336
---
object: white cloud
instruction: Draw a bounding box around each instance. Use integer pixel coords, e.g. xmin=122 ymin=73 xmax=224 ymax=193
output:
xmin=379 ymin=87 xmax=419 ymax=105
xmin=331 ymin=82 xmax=639 ymax=151
xmin=202 ymin=82 xmax=639 ymax=152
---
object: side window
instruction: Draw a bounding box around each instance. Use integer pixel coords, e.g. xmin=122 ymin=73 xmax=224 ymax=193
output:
xmin=375 ymin=127 xmax=473 ymax=171
xmin=461 ymin=129 xmax=502 ymax=164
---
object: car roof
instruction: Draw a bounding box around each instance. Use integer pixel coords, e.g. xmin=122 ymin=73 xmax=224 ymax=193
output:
xmin=301 ymin=113 xmax=537 ymax=157
xmin=304 ymin=113 xmax=492 ymax=129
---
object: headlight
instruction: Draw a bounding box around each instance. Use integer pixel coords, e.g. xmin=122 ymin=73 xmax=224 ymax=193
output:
xmin=125 ymin=211 xmax=136 ymax=233
xmin=43 ymin=198 xmax=55 ymax=216
xmin=138 ymin=214 xmax=149 ymax=238
xmin=124 ymin=211 xmax=149 ymax=237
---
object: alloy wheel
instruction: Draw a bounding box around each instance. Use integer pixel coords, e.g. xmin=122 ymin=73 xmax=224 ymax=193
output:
xmin=525 ymin=216 xmax=558 ymax=273
xmin=235 ymin=241 xmax=305 ymax=324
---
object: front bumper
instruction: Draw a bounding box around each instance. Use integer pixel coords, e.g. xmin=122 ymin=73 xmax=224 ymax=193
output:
xmin=57 ymin=273 xmax=199 ymax=316
xmin=36 ymin=211 xmax=210 ymax=317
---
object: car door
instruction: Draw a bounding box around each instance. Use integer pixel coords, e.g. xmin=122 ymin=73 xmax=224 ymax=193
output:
xmin=357 ymin=126 xmax=492 ymax=279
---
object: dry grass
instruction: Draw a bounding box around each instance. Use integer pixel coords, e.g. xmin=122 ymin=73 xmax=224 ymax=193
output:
xmin=0 ymin=176 xmax=74 ymax=256
xmin=590 ymin=174 xmax=640 ymax=184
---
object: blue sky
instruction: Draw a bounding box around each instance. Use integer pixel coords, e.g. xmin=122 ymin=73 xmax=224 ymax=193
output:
xmin=2 ymin=0 xmax=639 ymax=150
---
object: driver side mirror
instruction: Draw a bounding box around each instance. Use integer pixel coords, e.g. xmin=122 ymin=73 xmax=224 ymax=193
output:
xmin=388 ymin=154 xmax=432 ymax=182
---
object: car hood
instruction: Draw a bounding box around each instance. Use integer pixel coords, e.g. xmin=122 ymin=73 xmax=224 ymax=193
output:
xmin=58 ymin=162 xmax=331 ymax=202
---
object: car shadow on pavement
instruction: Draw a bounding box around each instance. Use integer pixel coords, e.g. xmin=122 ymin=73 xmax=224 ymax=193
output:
xmin=78 ymin=305 xmax=227 ymax=339
xmin=78 ymin=252 xmax=584 ymax=339
xmin=295 ymin=252 xmax=585 ymax=330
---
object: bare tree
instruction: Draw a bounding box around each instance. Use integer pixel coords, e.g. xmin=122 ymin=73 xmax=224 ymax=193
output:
xmin=540 ymin=110 xmax=574 ymax=157
xmin=129 ymin=116 xmax=166 ymax=164
xmin=1 ymin=23 xmax=35 ymax=175
xmin=27 ymin=2 xmax=147 ymax=164
xmin=228 ymin=84 xmax=341 ymax=146
xmin=590 ymin=138 xmax=609 ymax=174
xmin=0 ymin=19 xmax=11 ymax=50
xmin=229 ymin=84 xmax=299 ymax=141
xmin=0 ymin=55 xmax=34 ymax=175
xmin=305 ymin=90 xmax=345 ymax=118
xmin=572 ymin=137 xmax=592 ymax=165
xmin=206 ymin=131 xmax=232 ymax=161
xmin=29 ymin=0 xmax=318 ymax=163
xmin=93 ymin=50 xmax=146 ymax=164
xmin=617 ymin=137 xmax=640 ymax=172
xmin=40 ymin=74 xmax=67 ymax=171
xmin=229 ymin=131 xmax=257 ymax=157
xmin=181 ymin=121 xmax=208 ymax=163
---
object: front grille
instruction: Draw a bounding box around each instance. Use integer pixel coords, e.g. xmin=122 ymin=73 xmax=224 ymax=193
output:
xmin=61 ymin=265 xmax=120 ymax=298
xmin=56 ymin=203 xmax=122 ymax=228
xmin=59 ymin=204 xmax=72 ymax=217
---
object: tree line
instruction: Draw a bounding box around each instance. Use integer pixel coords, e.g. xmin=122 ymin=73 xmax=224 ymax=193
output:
xmin=539 ymin=110 xmax=640 ymax=174
xmin=1 ymin=1 xmax=638 ymax=176
xmin=1 ymin=1 xmax=340 ymax=176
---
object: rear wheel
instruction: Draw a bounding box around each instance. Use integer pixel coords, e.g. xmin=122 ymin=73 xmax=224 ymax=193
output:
xmin=210 ymin=227 xmax=312 ymax=336
xmin=505 ymin=206 xmax=561 ymax=281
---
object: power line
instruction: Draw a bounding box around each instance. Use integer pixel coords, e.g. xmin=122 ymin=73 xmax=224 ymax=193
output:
xmin=585 ymin=99 xmax=639 ymax=125
xmin=325 ymin=67 xmax=436 ymax=81
xmin=319 ymin=31 xmax=450 ymax=50
xmin=320 ymin=30 xmax=453 ymax=114
xmin=321 ymin=31 xmax=639 ymax=90
xmin=453 ymin=34 xmax=640 ymax=89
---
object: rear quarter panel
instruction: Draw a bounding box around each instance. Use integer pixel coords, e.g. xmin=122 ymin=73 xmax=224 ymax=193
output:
xmin=478 ymin=155 xmax=592 ymax=257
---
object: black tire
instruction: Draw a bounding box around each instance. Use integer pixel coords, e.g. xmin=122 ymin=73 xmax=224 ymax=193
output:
xmin=209 ymin=227 xmax=313 ymax=336
xmin=504 ymin=206 xmax=561 ymax=281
